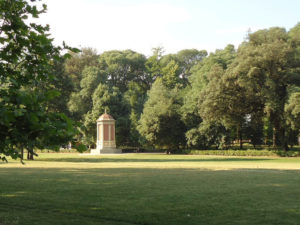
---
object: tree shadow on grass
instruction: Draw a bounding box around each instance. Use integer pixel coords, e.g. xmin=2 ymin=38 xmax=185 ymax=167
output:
xmin=1 ymin=167 xmax=300 ymax=225
xmin=34 ymin=157 xmax=274 ymax=163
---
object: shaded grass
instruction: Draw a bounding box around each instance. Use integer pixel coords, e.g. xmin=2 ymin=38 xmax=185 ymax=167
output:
xmin=1 ymin=154 xmax=300 ymax=225
xmin=35 ymin=155 xmax=273 ymax=163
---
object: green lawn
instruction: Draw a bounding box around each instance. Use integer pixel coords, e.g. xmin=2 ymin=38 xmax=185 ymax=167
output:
xmin=1 ymin=153 xmax=300 ymax=225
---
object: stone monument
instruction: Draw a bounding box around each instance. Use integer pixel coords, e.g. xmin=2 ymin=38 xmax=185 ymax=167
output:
xmin=90 ymin=111 xmax=122 ymax=154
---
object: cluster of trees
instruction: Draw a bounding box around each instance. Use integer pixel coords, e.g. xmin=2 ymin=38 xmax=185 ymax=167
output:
xmin=1 ymin=1 xmax=300 ymax=161
xmin=0 ymin=0 xmax=85 ymax=161
xmin=62 ymin=47 xmax=208 ymax=150
xmin=60 ymin=24 xmax=300 ymax=151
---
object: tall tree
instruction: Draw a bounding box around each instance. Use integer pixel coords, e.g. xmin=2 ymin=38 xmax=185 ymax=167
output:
xmin=175 ymin=49 xmax=207 ymax=84
xmin=145 ymin=47 xmax=164 ymax=86
xmin=124 ymin=81 xmax=148 ymax=146
xmin=98 ymin=50 xmax=147 ymax=92
xmin=182 ymin=45 xmax=236 ymax=149
xmin=230 ymin=27 xmax=299 ymax=149
xmin=161 ymin=60 xmax=181 ymax=89
xmin=48 ymin=58 xmax=74 ymax=116
xmin=285 ymin=92 xmax=300 ymax=146
xmin=138 ymin=79 xmax=186 ymax=151
xmin=159 ymin=49 xmax=208 ymax=86
xmin=183 ymin=45 xmax=235 ymax=124
xmin=68 ymin=66 xmax=106 ymax=121
xmin=199 ymin=64 xmax=255 ymax=149
xmin=64 ymin=48 xmax=99 ymax=91
xmin=0 ymin=0 xmax=84 ymax=161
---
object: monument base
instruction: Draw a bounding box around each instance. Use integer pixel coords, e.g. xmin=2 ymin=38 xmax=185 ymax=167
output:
xmin=90 ymin=147 xmax=122 ymax=155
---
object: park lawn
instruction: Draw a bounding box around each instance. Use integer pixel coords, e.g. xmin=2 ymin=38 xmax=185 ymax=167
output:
xmin=1 ymin=153 xmax=300 ymax=225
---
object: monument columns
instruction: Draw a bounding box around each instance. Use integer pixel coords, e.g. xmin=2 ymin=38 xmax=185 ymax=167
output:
xmin=90 ymin=112 xmax=121 ymax=154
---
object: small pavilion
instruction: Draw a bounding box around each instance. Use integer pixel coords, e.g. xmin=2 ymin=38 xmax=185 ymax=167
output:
xmin=90 ymin=111 xmax=121 ymax=154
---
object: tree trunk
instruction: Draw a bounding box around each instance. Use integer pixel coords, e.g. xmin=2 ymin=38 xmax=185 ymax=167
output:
xmin=272 ymin=117 xmax=282 ymax=148
xmin=20 ymin=147 xmax=24 ymax=160
xmin=239 ymin=133 xmax=243 ymax=150
xmin=273 ymin=123 xmax=288 ymax=150
xmin=271 ymin=84 xmax=288 ymax=150
xmin=237 ymin=126 xmax=243 ymax=150
xmin=281 ymin=128 xmax=289 ymax=151
xmin=272 ymin=127 xmax=277 ymax=148
xmin=27 ymin=150 xmax=34 ymax=160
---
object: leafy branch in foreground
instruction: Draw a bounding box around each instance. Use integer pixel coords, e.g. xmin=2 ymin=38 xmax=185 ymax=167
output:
xmin=0 ymin=0 xmax=86 ymax=161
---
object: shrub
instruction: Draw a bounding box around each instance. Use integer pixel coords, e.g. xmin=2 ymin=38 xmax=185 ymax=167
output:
xmin=183 ymin=149 xmax=300 ymax=157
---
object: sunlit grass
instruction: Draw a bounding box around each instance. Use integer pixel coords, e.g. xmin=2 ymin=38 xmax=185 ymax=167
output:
xmin=1 ymin=153 xmax=300 ymax=225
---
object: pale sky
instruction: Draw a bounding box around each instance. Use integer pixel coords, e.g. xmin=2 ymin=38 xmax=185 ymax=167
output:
xmin=39 ymin=0 xmax=300 ymax=56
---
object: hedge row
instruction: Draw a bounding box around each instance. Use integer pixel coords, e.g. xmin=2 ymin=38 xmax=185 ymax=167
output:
xmin=183 ymin=149 xmax=300 ymax=157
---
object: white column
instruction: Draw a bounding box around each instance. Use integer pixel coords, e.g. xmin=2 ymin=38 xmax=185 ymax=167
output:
xmin=96 ymin=123 xmax=99 ymax=149
xmin=97 ymin=123 xmax=99 ymax=142
xmin=101 ymin=123 xmax=104 ymax=149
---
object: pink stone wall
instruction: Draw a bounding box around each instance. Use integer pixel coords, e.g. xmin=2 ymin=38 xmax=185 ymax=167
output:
xmin=104 ymin=124 xmax=109 ymax=141
xmin=111 ymin=125 xmax=115 ymax=141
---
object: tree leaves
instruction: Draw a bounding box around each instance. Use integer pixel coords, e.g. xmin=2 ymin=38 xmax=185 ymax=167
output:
xmin=0 ymin=0 xmax=80 ymax=159
xmin=138 ymin=79 xmax=186 ymax=150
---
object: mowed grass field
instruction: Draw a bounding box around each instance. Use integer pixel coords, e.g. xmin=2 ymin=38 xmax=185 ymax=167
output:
xmin=1 ymin=153 xmax=300 ymax=225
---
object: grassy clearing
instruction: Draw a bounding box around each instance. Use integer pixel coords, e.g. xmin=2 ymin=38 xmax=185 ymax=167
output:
xmin=1 ymin=153 xmax=300 ymax=225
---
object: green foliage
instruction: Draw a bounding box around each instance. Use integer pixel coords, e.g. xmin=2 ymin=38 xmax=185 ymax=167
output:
xmin=161 ymin=60 xmax=181 ymax=89
xmin=276 ymin=150 xmax=300 ymax=157
xmin=82 ymin=83 xmax=130 ymax=147
xmin=98 ymin=50 xmax=147 ymax=92
xmin=176 ymin=49 xmax=208 ymax=81
xmin=145 ymin=53 xmax=162 ymax=85
xmin=124 ymin=81 xmax=148 ymax=146
xmin=184 ymin=45 xmax=236 ymax=123
xmin=138 ymin=79 xmax=186 ymax=150
xmin=64 ymin=48 xmax=99 ymax=91
xmin=182 ymin=46 xmax=237 ymax=149
xmin=1 ymin=1 xmax=299 ymax=157
xmin=160 ymin=49 xmax=208 ymax=86
xmin=285 ymin=92 xmax=300 ymax=130
xmin=185 ymin=121 xmax=231 ymax=150
xmin=183 ymin=26 xmax=300 ymax=150
xmin=47 ymin=58 xmax=74 ymax=116
xmin=185 ymin=149 xmax=276 ymax=156
xmin=231 ymin=27 xmax=299 ymax=149
xmin=184 ymin=149 xmax=294 ymax=157
xmin=66 ymin=49 xmax=149 ymax=148
xmin=68 ymin=66 xmax=105 ymax=121
xmin=0 ymin=0 xmax=80 ymax=160
xmin=21 ymin=18 xmax=299 ymax=152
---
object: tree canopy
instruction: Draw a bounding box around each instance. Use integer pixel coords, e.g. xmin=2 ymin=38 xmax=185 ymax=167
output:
xmin=0 ymin=0 xmax=84 ymax=161
xmin=1 ymin=0 xmax=299 ymax=157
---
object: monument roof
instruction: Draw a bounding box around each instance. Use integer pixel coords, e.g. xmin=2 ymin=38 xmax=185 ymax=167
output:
xmin=97 ymin=113 xmax=115 ymax=121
